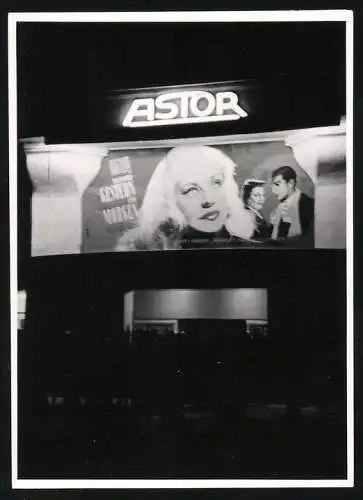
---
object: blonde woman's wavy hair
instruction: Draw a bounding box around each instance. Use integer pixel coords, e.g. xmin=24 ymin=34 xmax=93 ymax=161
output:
xmin=138 ymin=145 xmax=254 ymax=241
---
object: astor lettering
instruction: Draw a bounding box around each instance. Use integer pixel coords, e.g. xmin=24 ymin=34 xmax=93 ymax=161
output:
xmin=122 ymin=91 xmax=248 ymax=127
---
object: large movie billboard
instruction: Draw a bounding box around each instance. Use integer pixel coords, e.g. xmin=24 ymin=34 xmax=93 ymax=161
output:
xmin=23 ymin=126 xmax=346 ymax=257
xmin=82 ymin=141 xmax=316 ymax=253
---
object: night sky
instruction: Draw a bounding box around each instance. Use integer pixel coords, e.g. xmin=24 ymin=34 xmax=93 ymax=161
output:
xmin=16 ymin=21 xmax=346 ymax=141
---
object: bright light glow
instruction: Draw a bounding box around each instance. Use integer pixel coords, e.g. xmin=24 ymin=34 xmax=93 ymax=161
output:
xmin=122 ymin=91 xmax=247 ymax=128
xmin=216 ymin=91 xmax=246 ymax=117
xmin=124 ymin=114 xmax=241 ymax=128
xmin=123 ymin=98 xmax=155 ymax=127
xmin=155 ymin=94 xmax=180 ymax=120
xmin=18 ymin=290 xmax=27 ymax=314
xmin=189 ymin=91 xmax=216 ymax=117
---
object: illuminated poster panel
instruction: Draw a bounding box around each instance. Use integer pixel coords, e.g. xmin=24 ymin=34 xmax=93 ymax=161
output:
xmin=24 ymin=124 xmax=346 ymax=256
xmin=82 ymin=140 xmax=316 ymax=253
xmin=132 ymin=289 xmax=268 ymax=321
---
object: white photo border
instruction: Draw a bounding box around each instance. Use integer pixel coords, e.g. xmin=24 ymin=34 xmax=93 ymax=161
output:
xmin=8 ymin=9 xmax=354 ymax=489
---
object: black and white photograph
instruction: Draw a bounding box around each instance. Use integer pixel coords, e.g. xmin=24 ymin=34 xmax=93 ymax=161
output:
xmin=9 ymin=10 xmax=353 ymax=489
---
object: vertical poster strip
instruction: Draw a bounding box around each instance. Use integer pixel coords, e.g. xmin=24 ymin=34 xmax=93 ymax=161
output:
xmin=83 ymin=155 xmax=139 ymax=253
xmin=99 ymin=156 xmax=139 ymax=228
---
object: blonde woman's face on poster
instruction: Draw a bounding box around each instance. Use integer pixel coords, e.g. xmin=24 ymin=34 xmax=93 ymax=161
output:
xmin=173 ymin=161 xmax=228 ymax=233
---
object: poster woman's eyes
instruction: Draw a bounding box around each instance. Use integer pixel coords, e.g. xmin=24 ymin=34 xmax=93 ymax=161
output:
xmin=179 ymin=173 xmax=225 ymax=197
xmin=180 ymin=184 xmax=199 ymax=196
xmin=174 ymin=168 xmax=228 ymax=233
xmin=210 ymin=173 xmax=225 ymax=188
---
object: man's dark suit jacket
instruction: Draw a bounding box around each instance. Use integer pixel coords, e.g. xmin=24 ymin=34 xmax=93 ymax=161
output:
xmin=276 ymin=192 xmax=315 ymax=248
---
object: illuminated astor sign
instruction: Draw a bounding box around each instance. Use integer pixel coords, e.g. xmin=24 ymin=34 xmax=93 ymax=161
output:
xmin=122 ymin=90 xmax=248 ymax=128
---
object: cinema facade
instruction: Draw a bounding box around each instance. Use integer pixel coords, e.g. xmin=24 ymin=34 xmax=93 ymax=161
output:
xmin=21 ymin=79 xmax=347 ymax=256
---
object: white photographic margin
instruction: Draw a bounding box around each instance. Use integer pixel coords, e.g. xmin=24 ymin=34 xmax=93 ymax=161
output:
xmin=8 ymin=9 xmax=354 ymax=490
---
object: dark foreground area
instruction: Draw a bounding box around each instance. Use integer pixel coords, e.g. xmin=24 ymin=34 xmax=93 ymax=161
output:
xmin=19 ymin=399 xmax=345 ymax=479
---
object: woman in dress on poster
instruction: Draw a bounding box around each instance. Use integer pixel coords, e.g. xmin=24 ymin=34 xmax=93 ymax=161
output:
xmin=242 ymin=179 xmax=272 ymax=242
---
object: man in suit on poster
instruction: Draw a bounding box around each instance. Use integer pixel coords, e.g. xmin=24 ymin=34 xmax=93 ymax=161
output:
xmin=270 ymin=165 xmax=315 ymax=247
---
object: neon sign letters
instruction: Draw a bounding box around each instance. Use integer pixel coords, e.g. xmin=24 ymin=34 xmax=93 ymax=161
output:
xmin=122 ymin=90 xmax=248 ymax=128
